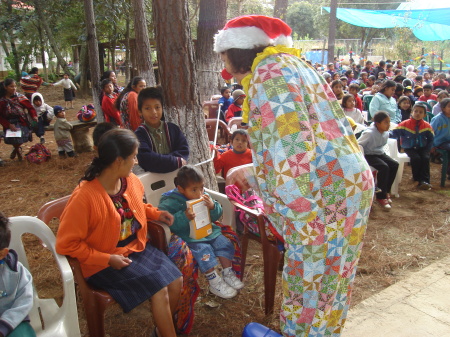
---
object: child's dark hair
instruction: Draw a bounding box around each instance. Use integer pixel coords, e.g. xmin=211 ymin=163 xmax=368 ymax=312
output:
xmin=339 ymin=76 xmax=348 ymax=82
xmin=397 ymin=96 xmax=411 ymax=108
xmin=373 ymin=111 xmax=390 ymax=123
xmin=115 ymin=76 xmax=145 ymax=111
xmin=32 ymin=95 xmax=42 ymax=103
xmin=100 ymin=79 xmax=112 ymax=90
xmin=81 ymin=129 xmax=138 ymax=182
xmin=231 ymin=129 xmax=248 ymax=142
xmin=415 ymin=75 xmax=423 ymax=82
xmin=0 ymin=78 xmax=15 ymax=98
xmin=378 ymin=72 xmax=386 ymax=78
xmin=413 ymin=101 xmax=427 ymax=115
xmin=138 ymin=86 xmax=164 ymax=113
xmin=331 ymin=79 xmax=342 ymax=89
xmin=0 ymin=212 xmax=11 ymax=250
xmin=93 ymin=122 xmax=117 ymax=147
xmin=348 ymin=83 xmax=359 ymax=91
xmin=395 ymin=83 xmax=404 ymax=93
xmin=437 ymin=90 xmax=449 ymax=99
xmin=341 ymin=94 xmax=355 ymax=108
xmin=441 ymin=98 xmax=450 ymax=111
xmin=220 ymin=86 xmax=230 ymax=95
xmin=368 ymin=75 xmax=376 ymax=82
xmin=175 ymin=165 xmax=204 ymax=189
xmin=423 ymin=83 xmax=432 ymax=90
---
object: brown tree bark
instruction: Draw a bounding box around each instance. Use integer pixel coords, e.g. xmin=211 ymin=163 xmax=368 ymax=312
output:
xmin=273 ymin=0 xmax=289 ymax=19
xmin=83 ymin=0 xmax=103 ymax=120
xmin=196 ymin=0 xmax=227 ymax=104
xmin=131 ymin=0 xmax=156 ymax=87
xmin=327 ymin=0 xmax=338 ymax=64
xmin=153 ymin=0 xmax=218 ymax=190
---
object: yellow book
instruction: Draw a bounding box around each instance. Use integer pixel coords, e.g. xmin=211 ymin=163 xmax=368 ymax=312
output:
xmin=186 ymin=198 xmax=212 ymax=240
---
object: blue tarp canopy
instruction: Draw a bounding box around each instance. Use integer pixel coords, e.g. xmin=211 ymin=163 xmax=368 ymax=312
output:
xmin=323 ymin=5 xmax=450 ymax=41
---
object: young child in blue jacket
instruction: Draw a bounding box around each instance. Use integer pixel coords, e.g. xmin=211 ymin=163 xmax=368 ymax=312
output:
xmin=391 ymin=101 xmax=434 ymax=189
xmin=158 ymin=165 xmax=243 ymax=299
xmin=0 ymin=212 xmax=35 ymax=337
xmin=431 ymin=98 xmax=450 ymax=178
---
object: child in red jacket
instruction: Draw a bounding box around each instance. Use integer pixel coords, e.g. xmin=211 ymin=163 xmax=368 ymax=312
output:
xmin=101 ymin=79 xmax=122 ymax=127
xmin=214 ymin=129 xmax=252 ymax=178
xmin=225 ymin=90 xmax=246 ymax=123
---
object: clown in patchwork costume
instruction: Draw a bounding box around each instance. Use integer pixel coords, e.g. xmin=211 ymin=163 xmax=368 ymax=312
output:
xmin=214 ymin=15 xmax=374 ymax=337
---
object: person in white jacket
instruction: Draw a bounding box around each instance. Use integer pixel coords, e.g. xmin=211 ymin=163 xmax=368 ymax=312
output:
xmin=0 ymin=212 xmax=35 ymax=337
xmin=31 ymin=92 xmax=54 ymax=144
xmin=53 ymin=73 xmax=77 ymax=109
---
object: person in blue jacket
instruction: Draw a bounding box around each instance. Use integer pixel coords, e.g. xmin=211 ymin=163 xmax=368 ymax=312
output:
xmin=134 ymin=87 xmax=189 ymax=173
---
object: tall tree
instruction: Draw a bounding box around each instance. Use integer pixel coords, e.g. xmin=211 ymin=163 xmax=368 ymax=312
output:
xmin=33 ymin=0 xmax=72 ymax=76
xmin=132 ymin=0 xmax=156 ymax=86
xmin=273 ymin=0 xmax=289 ymax=19
xmin=83 ymin=0 xmax=103 ymax=119
xmin=195 ymin=0 xmax=227 ymax=103
xmin=153 ymin=0 xmax=217 ymax=189
xmin=327 ymin=0 xmax=338 ymax=63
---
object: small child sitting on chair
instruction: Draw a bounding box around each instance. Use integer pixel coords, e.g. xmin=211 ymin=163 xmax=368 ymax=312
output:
xmin=158 ymin=165 xmax=243 ymax=299
xmin=0 ymin=212 xmax=36 ymax=337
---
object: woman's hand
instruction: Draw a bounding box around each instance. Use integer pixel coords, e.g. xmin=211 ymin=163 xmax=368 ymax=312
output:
xmin=158 ymin=210 xmax=174 ymax=226
xmin=202 ymin=194 xmax=215 ymax=210
xmin=109 ymin=254 xmax=132 ymax=270
xmin=9 ymin=124 xmax=17 ymax=132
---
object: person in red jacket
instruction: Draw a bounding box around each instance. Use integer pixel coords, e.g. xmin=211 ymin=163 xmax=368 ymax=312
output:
xmin=0 ymin=78 xmax=37 ymax=161
xmin=348 ymin=83 xmax=363 ymax=111
xmin=225 ymin=89 xmax=246 ymax=123
xmin=418 ymin=84 xmax=438 ymax=102
xmin=432 ymin=73 xmax=450 ymax=91
xmin=214 ymin=129 xmax=252 ymax=178
xmin=101 ymin=79 xmax=122 ymax=126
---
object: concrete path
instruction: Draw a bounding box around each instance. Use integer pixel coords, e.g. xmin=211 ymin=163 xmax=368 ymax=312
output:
xmin=344 ymin=255 xmax=450 ymax=337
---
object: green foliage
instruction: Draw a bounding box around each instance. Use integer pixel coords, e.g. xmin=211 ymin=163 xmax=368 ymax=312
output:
xmin=286 ymin=2 xmax=318 ymax=39
xmin=227 ymin=0 xmax=272 ymax=18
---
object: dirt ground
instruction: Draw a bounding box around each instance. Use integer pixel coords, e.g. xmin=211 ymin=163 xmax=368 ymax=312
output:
xmin=1 ymin=83 xmax=450 ymax=336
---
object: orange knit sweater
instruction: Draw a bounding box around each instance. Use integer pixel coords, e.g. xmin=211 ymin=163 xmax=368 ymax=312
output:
xmin=55 ymin=174 xmax=161 ymax=277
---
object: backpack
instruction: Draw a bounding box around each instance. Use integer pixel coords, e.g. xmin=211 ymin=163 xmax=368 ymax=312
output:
xmin=225 ymin=184 xmax=282 ymax=244
xmin=25 ymin=143 xmax=51 ymax=164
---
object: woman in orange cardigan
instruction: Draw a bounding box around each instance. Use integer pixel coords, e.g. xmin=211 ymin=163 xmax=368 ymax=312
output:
xmin=56 ymin=129 xmax=181 ymax=337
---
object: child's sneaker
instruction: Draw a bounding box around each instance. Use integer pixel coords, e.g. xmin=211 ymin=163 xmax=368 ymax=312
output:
xmin=209 ymin=277 xmax=237 ymax=299
xmin=376 ymin=198 xmax=391 ymax=211
xmin=386 ymin=193 xmax=393 ymax=204
xmin=222 ymin=268 xmax=244 ymax=290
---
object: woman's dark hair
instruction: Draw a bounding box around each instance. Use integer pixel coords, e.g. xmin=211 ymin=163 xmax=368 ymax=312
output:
xmin=92 ymin=122 xmax=117 ymax=147
xmin=115 ymin=76 xmax=145 ymax=111
xmin=175 ymin=165 xmax=204 ymax=189
xmin=137 ymin=86 xmax=164 ymax=116
xmin=30 ymin=67 xmax=39 ymax=74
xmin=395 ymin=83 xmax=404 ymax=93
xmin=81 ymin=129 xmax=138 ymax=182
xmin=378 ymin=72 xmax=386 ymax=78
xmin=0 ymin=212 xmax=11 ymax=250
xmin=0 ymin=78 xmax=15 ymax=98
xmin=222 ymin=46 xmax=266 ymax=75
xmin=341 ymin=94 xmax=354 ymax=108
xmin=344 ymin=69 xmax=353 ymax=78
xmin=415 ymin=75 xmax=423 ymax=82
xmin=379 ymin=80 xmax=396 ymax=94
xmin=100 ymin=79 xmax=112 ymax=90
xmin=101 ymin=70 xmax=115 ymax=81
xmin=440 ymin=98 xmax=450 ymax=111
xmin=437 ymin=90 xmax=449 ymax=99
xmin=373 ymin=111 xmax=390 ymax=123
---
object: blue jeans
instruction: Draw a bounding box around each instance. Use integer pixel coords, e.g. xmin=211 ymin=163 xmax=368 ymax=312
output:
xmin=187 ymin=234 xmax=234 ymax=273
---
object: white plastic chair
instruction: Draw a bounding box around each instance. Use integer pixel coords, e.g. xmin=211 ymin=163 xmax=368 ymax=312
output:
xmin=228 ymin=117 xmax=243 ymax=132
xmin=9 ymin=216 xmax=80 ymax=337
xmin=138 ymin=170 xmax=236 ymax=239
xmin=384 ymin=138 xmax=410 ymax=198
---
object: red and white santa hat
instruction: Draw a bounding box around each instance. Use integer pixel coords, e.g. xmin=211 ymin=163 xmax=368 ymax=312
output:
xmin=214 ymin=15 xmax=293 ymax=53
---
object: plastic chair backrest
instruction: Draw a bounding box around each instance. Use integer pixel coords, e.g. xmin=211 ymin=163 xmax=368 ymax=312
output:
xmin=422 ymin=101 xmax=432 ymax=112
xmin=202 ymin=100 xmax=220 ymax=119
xmin=138 ymin=170 xmax=236 ymax=231
xmin=427 ymin=99 xmax=437 ymax=108
xmin=9 ymin=216 xmax=80 ymax=337
xmin=205 ymin=119 xmax=231 ymax=144
xmin=36 ymin=195 xmax=70 ymax=225
xmin=363 ymin=95 xmax=374 ymax=117
xmin=228 ymin=117 xmax=243 ymax=132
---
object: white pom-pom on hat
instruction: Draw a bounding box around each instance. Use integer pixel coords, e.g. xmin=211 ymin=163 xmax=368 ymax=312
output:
xmin=214 ymin=15 xmax=293 ymax=53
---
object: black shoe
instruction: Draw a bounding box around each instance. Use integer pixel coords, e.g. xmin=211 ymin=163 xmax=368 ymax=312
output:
xmin=10 ymin=149 xmax=16 ymax=159
xmin=16 ymin=147 xmax=23 ymax=162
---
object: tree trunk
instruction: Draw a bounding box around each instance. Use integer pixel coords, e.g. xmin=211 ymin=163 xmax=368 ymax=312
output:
xmin=79 ymin=45 xmax=90 ymax=97
xmin=273 ymin=0 xmax=289 ymax=19
xmin=125 ymin=17 xmax=131 ymax=83
xmin=33 ymin=0 xmax=72 ymax=77
xmin=131 ymin=0 xmax=155 ymax=87
xmin=153 ymin=0 xmax=217 ymax=190
xmin=37 ymin=23 xmax=48 ymax=81
xmin=73 ymin=46 xmax=80 ymax=75
xmin=327 ymin=0 xmax=338 ymax=64
xmin=83 ymin=0 xmax=103 ymax=120
xmin=196 ymin=0 xmax=227 ymax=104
